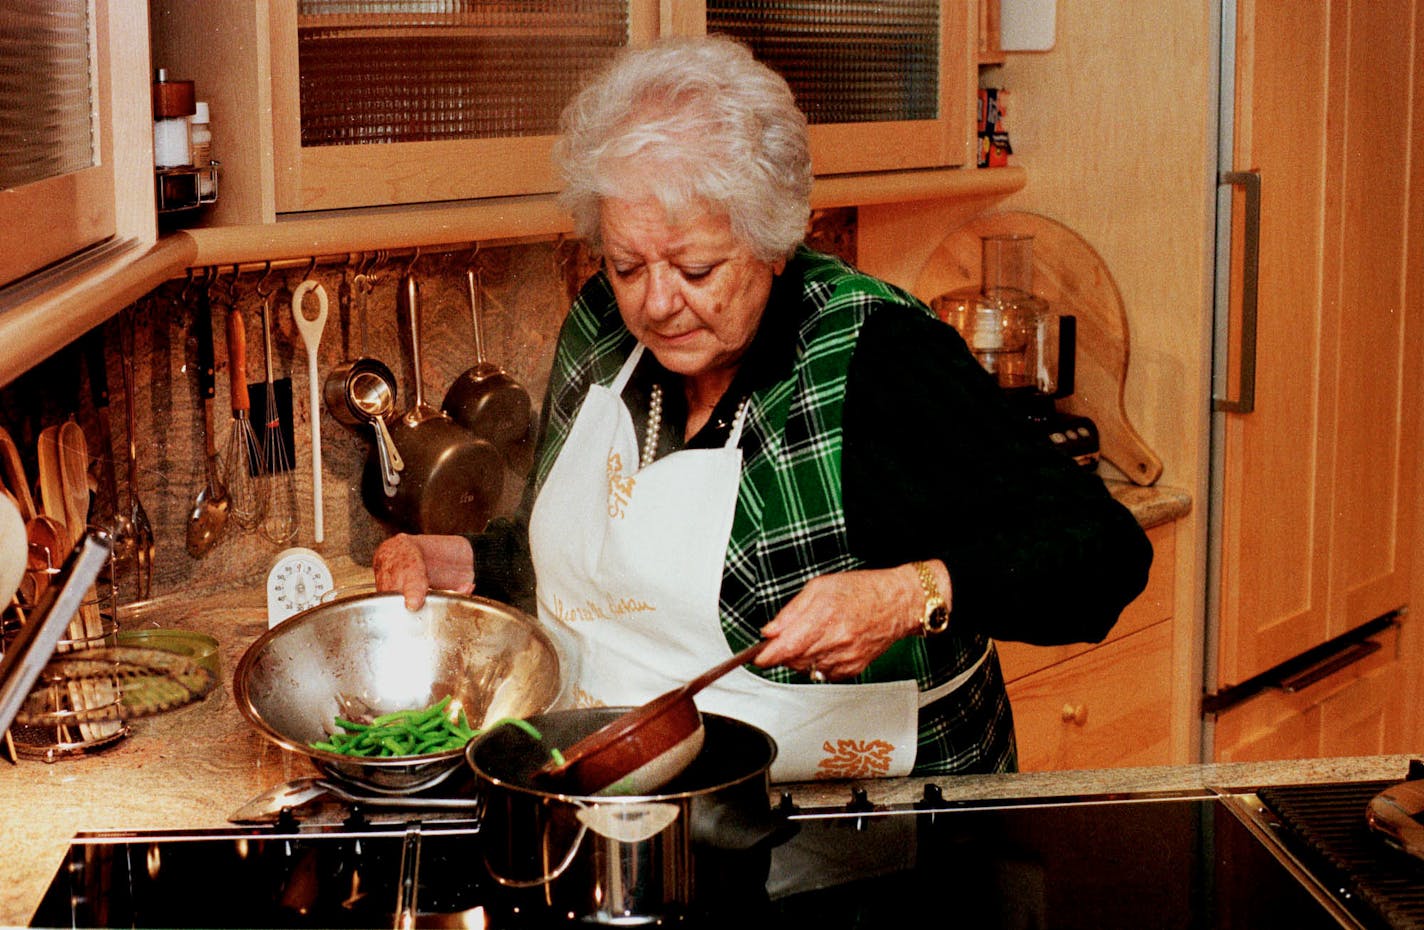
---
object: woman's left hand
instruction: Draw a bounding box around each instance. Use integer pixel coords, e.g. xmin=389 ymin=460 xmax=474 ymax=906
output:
xmin=755 ymin=563 xmax=945 ymax=680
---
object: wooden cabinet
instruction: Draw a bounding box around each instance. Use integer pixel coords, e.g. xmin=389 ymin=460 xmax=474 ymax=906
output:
xmin=1212 ymin=624 xmax=1409 ymax=763
xmin=1006 ymin=621 xmax=1174 ymax=771
xmin=151 ymin=1 xmax=978 ymax=223
xmin=1212 ymin=0 xmax=1421 ymax=693
xmin=998 ymin=521 xmax=1177 ymax=771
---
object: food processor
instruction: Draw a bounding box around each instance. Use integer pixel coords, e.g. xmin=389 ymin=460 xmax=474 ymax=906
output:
xmin=931 ymin=233 xmax=1100 ymax=467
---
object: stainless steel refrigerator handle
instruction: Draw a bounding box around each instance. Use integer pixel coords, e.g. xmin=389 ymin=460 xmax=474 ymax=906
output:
xmin=1214 ymin=170 xmax=1261 ymax=414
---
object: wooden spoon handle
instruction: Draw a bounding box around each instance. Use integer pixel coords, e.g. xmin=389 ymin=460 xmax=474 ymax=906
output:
xmin=227 ymin=309 xmax=249 ymax=413
xmin=683 ymin=640 xmax=768 ymax=698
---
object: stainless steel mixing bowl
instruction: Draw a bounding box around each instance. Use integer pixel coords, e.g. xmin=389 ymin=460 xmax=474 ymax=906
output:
xmin=233 ymin=591 xmax=565 ymax=794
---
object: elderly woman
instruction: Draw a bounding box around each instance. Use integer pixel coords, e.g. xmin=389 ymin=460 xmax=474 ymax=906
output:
xmin=375 ymin=35 xmax=1152 ymax=781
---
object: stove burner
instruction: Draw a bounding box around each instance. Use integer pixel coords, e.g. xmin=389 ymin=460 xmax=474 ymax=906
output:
xmin=1260 ymin=780 xmax=1424 ymax=930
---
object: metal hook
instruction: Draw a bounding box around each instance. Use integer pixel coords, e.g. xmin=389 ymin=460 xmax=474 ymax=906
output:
xmin=400 ymin=246 xmax=422 ymax=278
xmin=223 ymin=264 xmax=241 ymax=303
xmin=254 ymin=260 xmax=276 ymax=298
xmin=178 ymin=268 xmax=196 ymax=304
xmin=301 ymin=255 xmax=317 ymax=282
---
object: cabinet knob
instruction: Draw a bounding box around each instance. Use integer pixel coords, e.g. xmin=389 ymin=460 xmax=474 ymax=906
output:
xmin=1060 ymin=703 xmax=1088 ymax=726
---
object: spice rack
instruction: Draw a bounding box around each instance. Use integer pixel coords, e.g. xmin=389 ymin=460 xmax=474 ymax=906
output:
xmin=156 ymin=162 xmax=221 ymax=219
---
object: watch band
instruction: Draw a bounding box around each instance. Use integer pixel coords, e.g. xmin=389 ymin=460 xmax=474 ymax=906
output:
xmin=914 ymin=561 xmax=950 ymax=635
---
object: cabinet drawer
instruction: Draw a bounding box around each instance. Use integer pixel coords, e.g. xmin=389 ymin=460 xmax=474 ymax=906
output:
xmin=1212 ymin=625 xmax=1407 ymax=763
xmin=997 ymin=521 xmax=1175 ymax=683
xmin=1006 ymin=620 xmax=1173 ymax=772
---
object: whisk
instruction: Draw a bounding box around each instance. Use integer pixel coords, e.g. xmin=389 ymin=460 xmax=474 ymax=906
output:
xmin=259 ymin=294 xmax=297 ymax=545
xmin=222 ymin=307 xmax=264 ymax=528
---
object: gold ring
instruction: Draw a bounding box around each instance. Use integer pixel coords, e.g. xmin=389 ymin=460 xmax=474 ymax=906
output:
xmin=809 ymin=665 xmax=828 ymax=684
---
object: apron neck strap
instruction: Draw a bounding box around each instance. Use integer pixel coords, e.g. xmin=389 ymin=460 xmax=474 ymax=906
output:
xmin=610 ymin=343 xmax=645 ymax=394
xmin=613 ymin=342 xmax=750 ymax=451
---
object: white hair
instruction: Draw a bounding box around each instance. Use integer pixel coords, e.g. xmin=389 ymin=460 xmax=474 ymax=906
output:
xmin=555 ymin=35 xmax=813 ymax=262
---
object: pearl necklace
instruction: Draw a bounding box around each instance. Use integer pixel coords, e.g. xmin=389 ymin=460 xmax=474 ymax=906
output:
xmin=640 ymin=383 xmax=749 ymax=469
xmin=641 ymin=383 xmax=664 ymax=469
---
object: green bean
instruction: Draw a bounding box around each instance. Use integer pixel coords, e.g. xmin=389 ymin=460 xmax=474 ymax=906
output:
xmin=311 ymin=701 xmax=567 ymax=763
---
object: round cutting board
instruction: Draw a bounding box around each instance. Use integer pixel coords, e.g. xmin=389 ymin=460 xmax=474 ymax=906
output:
xmin=915 ymin=211 xmax=1162 ymax=485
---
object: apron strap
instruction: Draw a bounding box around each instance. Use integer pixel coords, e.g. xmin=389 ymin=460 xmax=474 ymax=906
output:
xmin=916 ymin=644 xmax=993 ymax=708
xmin=611 ymin=342 xmax=750 ymax=452
xmin=609 ymin=343 xmax=646 ymax=394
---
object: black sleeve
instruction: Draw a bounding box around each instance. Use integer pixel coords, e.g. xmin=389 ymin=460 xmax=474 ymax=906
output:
xmin=463 ymin=378 xmax=556 ymax=617
xmin=842 ymin=306 xmax=1153 ymax=646
xmin=468 ymin=514 xmax=536 ymax=616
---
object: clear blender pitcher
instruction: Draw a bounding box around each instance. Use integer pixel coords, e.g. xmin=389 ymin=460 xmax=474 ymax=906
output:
xmin=931 ymin=233 xmax=1074 ymax=406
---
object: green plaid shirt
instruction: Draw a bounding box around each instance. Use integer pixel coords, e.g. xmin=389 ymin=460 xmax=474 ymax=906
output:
xmin=522 ymin=248 xmax=1021 ymax=775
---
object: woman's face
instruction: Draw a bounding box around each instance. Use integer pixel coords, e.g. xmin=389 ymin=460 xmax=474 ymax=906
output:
xmin=600 ymin=196 xmax=783 ymax=390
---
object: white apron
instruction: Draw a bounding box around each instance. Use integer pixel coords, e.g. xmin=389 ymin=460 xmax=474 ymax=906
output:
xmin=529 ymin=346 xmax=980 ymax=781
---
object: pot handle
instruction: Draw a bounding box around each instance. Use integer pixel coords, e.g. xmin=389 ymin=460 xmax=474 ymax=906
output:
xmin=484 ymin=819 xmax=590 ymax=889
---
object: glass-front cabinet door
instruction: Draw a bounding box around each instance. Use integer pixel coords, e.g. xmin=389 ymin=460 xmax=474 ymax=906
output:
xmin=704 ymin=0 xmax=973 ymax=176
xmin=268 ymin=0 xmax=973 ymax=213
xmin=272 ymin=0 xmax=656 ymax=212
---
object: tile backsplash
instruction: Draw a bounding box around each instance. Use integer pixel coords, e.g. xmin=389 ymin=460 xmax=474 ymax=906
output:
xmin=0 ymin=212 xmax=854 ymax=606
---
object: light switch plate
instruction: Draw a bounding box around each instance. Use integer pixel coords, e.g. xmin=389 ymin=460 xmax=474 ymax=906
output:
xmin=1000 ymin=0 xmax=1057 ymax=51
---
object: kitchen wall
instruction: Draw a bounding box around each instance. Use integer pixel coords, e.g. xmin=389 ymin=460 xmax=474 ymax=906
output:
xmin=995 ymin=0 xmax=1216 ymax=760
xmin=0 ymin=212 xmax=856 ymax=607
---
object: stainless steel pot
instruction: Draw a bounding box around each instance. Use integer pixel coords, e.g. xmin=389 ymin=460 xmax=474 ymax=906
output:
xmin=466 ymin=707 xmax=780 ymax=925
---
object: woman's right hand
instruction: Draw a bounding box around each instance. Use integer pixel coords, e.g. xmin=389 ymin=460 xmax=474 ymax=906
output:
xmin=372 ymin=533 xmax=476 ymax=610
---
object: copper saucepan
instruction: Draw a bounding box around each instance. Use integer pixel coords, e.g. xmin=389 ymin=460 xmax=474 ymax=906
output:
xmin=537 ymin=641 xmax=769 ymax=796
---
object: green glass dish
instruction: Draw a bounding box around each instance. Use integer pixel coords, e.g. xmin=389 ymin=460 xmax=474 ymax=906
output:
xmin=116 ymin=629 xmax=221 ymax=679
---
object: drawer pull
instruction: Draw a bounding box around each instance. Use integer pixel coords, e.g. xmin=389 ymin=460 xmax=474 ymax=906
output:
xmin=1060 ymin=704 xmax=1088 ymax=726
xmin=1276 ymin=640 xmax=1382 ymax=693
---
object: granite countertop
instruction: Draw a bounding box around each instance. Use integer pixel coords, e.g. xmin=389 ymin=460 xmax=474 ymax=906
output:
xmin=1108 ymin=478 xmax=1191 ymax=529
xmin=0 ymin=482 xmax=1203 ymax=926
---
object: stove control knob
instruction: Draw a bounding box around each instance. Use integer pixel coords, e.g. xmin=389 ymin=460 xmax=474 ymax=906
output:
xmin=1061 ymin=703 xmax=1089 ymax=726
xmin=916 ymin=783 xmax=951 ymax=811
xmin=845 ymin=786 xmax=875 ymax=814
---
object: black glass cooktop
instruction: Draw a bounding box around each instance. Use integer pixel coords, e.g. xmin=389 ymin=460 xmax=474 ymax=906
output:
xmin=31 ymin=790 xmax=1369 ymax=929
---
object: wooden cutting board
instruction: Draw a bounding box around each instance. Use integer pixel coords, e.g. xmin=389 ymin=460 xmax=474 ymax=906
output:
xmin=914 ymin=211 xmax=1162 ymax=486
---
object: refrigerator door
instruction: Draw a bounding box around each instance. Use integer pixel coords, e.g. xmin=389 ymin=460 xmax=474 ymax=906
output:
xmin=1203 ymin=0 xmax=1420 ymax=754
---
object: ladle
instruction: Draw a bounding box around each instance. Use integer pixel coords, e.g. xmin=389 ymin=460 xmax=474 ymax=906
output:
xmin=538 ymin=641 xmax=768 ymax=795
xmin=185 ymin=293 xmax=230 ymax=557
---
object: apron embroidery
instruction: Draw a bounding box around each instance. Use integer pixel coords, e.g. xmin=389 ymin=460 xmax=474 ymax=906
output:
xmin=818 ymin=738 xmax=897 ymax=779
xmin=550 ymin=592 xmax=655 ymax=624
xmin=606 ymin=450 xmax=635 ymax=518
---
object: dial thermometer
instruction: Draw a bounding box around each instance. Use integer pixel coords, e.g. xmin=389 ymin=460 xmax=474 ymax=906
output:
xmin=266 ymin=547 xmax=334 ymax=628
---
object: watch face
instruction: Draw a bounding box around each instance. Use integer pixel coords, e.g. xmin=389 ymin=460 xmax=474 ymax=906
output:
xmin=924 ymin=601 xmax=951 ymax=635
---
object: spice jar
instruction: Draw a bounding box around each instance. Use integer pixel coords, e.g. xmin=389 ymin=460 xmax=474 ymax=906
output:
xmin=190 ymin=101 xmax=214 ymax=197
xmin=151 ymin=69 xmax=195 ymax=168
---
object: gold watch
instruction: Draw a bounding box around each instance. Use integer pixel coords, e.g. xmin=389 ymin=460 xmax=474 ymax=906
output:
xmin=914 ymin=561 xmax=950 ymax=635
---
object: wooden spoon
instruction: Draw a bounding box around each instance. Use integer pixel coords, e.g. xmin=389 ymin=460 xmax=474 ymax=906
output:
xmin=538 ymin=641 xmax=767 ymax=795
xmin=57 ymin=422 xmax=91 ymax=545
xmin=57 ymin=421 xmax=122 ymax=736
xmin=0 ymin=426 xmax=35 ymax=522
xmin=35 ymin=427 xmax=68 ymax=545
